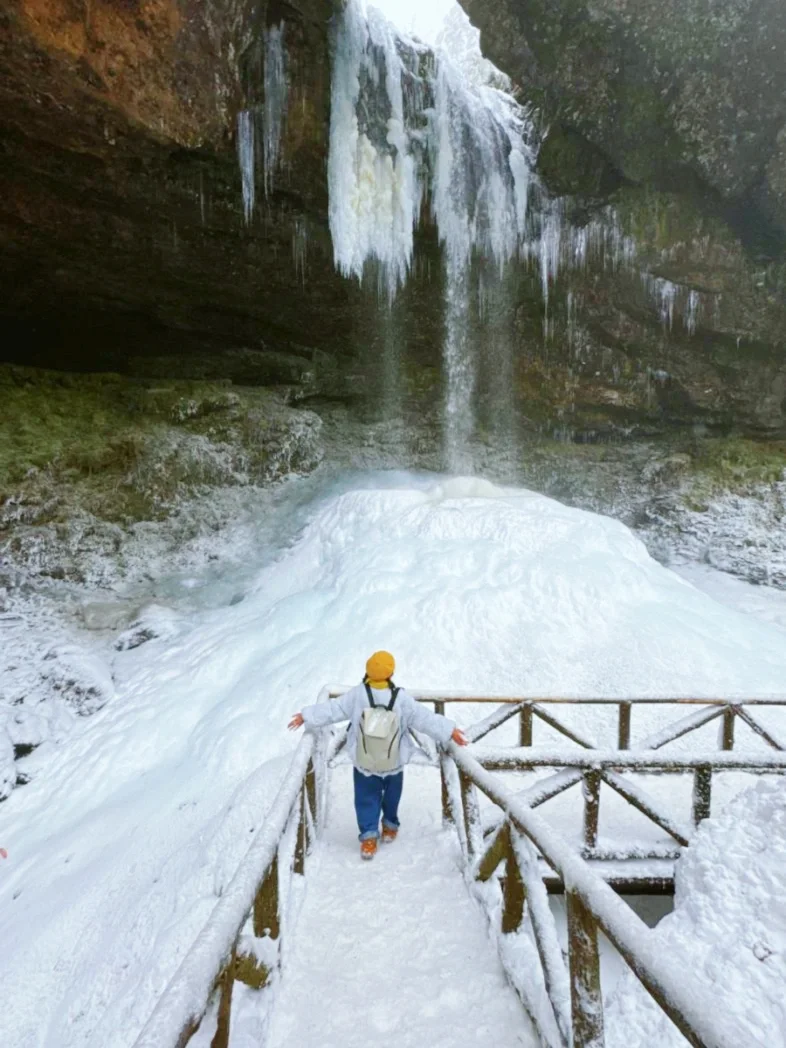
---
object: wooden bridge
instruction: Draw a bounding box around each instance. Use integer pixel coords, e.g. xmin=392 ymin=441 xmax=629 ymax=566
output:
xmin=131 ymin=692 xmax=786 ymax=1048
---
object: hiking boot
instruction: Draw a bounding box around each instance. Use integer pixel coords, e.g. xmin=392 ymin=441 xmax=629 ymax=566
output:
xmin=381 ymin=826 xmax=398 ymax=844
xmin=360 ymin=838 xmax=378 ymax=861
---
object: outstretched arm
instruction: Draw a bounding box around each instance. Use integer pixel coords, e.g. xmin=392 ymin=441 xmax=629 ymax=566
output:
xmin=408 ymin=697 xmax=468 ymax=747
xmin=289 ymin=690 xmax=356 ymax=732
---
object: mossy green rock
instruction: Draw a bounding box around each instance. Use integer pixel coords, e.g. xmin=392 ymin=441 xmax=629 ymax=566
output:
xmin=0 ymin=365 xmax=323 ymax=530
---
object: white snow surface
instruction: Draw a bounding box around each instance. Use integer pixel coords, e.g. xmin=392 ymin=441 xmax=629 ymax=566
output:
xmin=2 ymin=475 xmax=786 ymax=1047
xmin=606 ymin=777 xmax=786 ymax=1047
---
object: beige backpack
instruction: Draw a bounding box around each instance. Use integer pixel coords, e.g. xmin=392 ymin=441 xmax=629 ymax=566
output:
xmin=357 ymin=682 xmax=401 ymax=774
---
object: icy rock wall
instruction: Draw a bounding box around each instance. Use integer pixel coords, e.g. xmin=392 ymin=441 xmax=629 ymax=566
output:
xmin=319 ymin=2 xmax=782 ymax=457
xmin=324 ymin=3 xmax=723 ymax=462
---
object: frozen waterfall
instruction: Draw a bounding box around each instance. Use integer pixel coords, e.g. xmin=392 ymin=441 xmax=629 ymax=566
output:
xmin=328 ymin=0 xmax=533 ymax=293
xmin=328 ymin=0 xmax=535 ymax=467
xmin=233 ymin=0 xmax=715 ymax=469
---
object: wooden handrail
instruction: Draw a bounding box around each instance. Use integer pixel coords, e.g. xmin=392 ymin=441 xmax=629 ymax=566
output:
xmin=132 ymin=735 xmax=318 ymax=1048
xmin=325 ymin=688 xmax=786 ymax=705
xmin=470 ymin=747 xmax=786 ymax=771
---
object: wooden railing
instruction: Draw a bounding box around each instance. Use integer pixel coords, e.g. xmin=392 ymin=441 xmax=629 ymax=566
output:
xmin=131 ymin=733 xmax=325 ymax=1048
xmin=131 ymin=689 xmax=786 ymax=1048
xmin=442 ymin=740 xmax=774 ymax=1048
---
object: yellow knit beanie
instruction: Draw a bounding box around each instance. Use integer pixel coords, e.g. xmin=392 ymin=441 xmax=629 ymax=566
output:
xmin=365 ymin=650 xmax=395 ymax=684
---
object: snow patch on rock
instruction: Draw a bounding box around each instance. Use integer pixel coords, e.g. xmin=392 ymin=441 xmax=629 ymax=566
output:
xmin=115 ymin=605 xmax=184 ymax=652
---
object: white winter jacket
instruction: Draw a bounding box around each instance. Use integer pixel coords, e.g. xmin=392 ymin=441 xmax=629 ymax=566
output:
xmin=301 ymin=683 xmax=455 ymax=776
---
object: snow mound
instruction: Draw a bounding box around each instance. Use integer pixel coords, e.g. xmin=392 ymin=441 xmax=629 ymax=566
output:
xmin=1 ymin=476 xmax=785 ymax=1048
xmin=606 ymin=778 xmax=786 ymax=1047
xmin=241 ymin=477 xmax=786 ymax=699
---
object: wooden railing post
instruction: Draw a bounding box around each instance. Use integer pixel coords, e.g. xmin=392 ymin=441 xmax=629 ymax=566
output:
xmin=293 ymin=790 xmax=306 ymax=875
xmin=305 ymin=759 xmax=317 ymax=841
xmin=583 ymin=770 xmax=601 ymax=854
xmin=210 ymin=948 xmax=236 ymax=1048
xmin=618 ymin=701 xmax=631 ymax=750
xmin=253 ymin=855 xmax=280 ymax=940
xmin=721 ymin=707 xmax=735 ymax=751
xmin=501 ymin=824 xmax=525 ymax=934
xmin=435 ymin=702 xmax=454 ymax=826
xmin=459 ymin=770 xmax=482 ymax=862
xmin=692 ymin=765 xmax=712 ymax=826
xmin=567 ymin=891 xmax=605 ymax=1048
xmin=519 ymin=704 xmax=533 ymax=747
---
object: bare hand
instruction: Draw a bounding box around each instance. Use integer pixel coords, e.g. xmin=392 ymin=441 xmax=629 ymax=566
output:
xmin=451 ymin=727 xmax=469 ymax=747
xmin=288 ymin=713 xmax=304 ymax=731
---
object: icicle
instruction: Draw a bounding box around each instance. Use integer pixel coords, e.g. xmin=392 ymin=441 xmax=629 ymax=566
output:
xmin=443 ymin=257 xmax=474 ymax=473
xmin=263 ymin=23 xmax=289 ymax=197
xmin=685 ymin=289 xmax=700 ymax=335
xmin=292 ymin=215 xmax=308 ymax=286
xmin=237 ymin=110 xmax=255 ymax=224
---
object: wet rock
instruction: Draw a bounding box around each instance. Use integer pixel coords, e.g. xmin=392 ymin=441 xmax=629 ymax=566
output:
xmin=640 ymin=454 xmax=693 ymax=485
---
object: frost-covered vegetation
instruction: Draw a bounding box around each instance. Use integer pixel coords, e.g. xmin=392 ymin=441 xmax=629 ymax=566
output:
xmin=0 ymin=365 xmax=322 ymax=533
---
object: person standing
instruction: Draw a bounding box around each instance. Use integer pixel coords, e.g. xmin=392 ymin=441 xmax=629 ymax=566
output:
xmin=289 ymin=650 xmax=468 ymax=860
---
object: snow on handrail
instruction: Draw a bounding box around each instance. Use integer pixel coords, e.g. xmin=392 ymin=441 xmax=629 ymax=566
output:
xmin=325 ymin=686 xmax=786 ymax=704
xmin=450 ymin=742 xmax=752 ymax=1048
xmin=131 ymin=735 xmax=315 ymax=1048
xmin=471 ymin=746 xmax=786 ymax=771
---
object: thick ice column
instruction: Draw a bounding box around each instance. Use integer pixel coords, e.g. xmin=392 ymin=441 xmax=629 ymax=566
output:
xmin=328 ymin=0 xmax=423 ymax=299
xmin=443 ymin=257 xmax=474 ymax=473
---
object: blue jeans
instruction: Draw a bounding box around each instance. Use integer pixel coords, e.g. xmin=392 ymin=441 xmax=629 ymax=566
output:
xmin=353 ymin=768 xmax=404 ymax=841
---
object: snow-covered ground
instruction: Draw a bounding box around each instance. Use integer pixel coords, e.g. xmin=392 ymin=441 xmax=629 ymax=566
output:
xmin=675 ymin=562 xmax=786 ymax=633
xmin=262 ymin=766 xmax=535 ymax=1048
xmin=1 ymin=474 xmax=786 ymax=1047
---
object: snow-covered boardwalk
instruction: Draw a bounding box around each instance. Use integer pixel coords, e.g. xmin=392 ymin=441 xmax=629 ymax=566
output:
xmin=266 ymin=765 xmax=535 ymax=1048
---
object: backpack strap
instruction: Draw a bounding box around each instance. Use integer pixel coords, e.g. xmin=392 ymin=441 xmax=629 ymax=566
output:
xmin=386 ymin=681 xmax=400 ymax=713
xmin=363 ymin=679 xmax=399 ymax=712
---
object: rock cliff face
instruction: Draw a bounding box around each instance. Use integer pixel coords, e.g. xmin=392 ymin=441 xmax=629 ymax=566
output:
xmin=461 ymin=0 xmax=786 ymax=437
xmin=0 ymin=0 xmax=357 ymax=376
xmin=461 ymin=0 xmax=786 ymax=247
xmin=3 ymin=0 xmax=786 ymax=440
